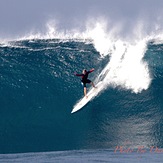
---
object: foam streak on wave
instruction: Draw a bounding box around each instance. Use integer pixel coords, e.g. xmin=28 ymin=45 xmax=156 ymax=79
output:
xmin=97 ymin=40 xmax=151 ymax=93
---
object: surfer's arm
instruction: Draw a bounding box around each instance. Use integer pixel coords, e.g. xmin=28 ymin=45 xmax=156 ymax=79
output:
xmin=74 ymin=73 xmax=83 ymax=77
xmin=88 ymin=68 xmax=95 ymax=73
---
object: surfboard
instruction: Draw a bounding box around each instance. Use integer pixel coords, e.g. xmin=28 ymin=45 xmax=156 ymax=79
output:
xmin=71 ymin=81 xmax=103 ymax=113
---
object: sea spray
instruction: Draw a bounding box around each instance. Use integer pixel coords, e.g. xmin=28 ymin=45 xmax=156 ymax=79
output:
xmin=85 ymin=21 xmax=152 ymax=93
xmin=96 ymin=40 xmax=151 ymax=93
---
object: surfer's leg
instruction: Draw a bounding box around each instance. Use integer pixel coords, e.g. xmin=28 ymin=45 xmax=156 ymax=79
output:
xmin=84 ymin=87 xmax=87 ymax=97
xmin=91 ymin=82 xmax=96 ymax=88
xmin=87 ymin=79 xmax=96 ymax=88
xmin=83 ymin=82 xmax=88 ymax=97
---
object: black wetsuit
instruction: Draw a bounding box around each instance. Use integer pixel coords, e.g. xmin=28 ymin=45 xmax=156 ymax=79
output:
xmin=75 ymin=70 xmax=94 ymax=87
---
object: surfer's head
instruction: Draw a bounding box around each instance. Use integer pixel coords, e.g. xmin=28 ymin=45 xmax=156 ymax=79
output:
xmin=83 ymin=69 xmax=87 ymax=74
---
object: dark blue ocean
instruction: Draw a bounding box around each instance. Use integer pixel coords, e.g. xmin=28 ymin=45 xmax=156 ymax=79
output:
xmin=0 ymin=39 xmax=163 ymax=162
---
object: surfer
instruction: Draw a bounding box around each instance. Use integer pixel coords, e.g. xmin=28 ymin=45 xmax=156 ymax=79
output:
xmin=74 ymin=68 xmax=96 ymax=98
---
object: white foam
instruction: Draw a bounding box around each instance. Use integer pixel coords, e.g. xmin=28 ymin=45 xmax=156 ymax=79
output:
xmin=83 ymin=20 xmax=152 ymax=93
xmin=97 ymin=40 xmax=151 ymax=93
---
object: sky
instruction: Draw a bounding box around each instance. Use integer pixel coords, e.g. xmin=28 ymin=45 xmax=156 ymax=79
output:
xmin=0 ymin=0 xmax=163 ymax=39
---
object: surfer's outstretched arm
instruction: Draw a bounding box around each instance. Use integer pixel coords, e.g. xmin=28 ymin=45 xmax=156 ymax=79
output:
xmin=88 ymin=68 xmax=95 ymax=73
xmin=74 ymin=73 xmax=83 ymax=76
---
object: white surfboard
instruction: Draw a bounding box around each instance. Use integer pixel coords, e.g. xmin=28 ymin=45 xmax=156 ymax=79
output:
xmin=71 ymin=81 xmax=103 ymax=113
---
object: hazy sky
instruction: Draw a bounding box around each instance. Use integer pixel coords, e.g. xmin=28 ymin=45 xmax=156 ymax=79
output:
xmin=0 ymin=0 xmax=163 ymax=38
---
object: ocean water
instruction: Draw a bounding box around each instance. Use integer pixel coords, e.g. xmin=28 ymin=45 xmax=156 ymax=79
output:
xmin=0 ymin=37 xmax=163 ymax=162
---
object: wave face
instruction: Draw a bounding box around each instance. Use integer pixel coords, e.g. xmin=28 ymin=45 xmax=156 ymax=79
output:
xmin=0 ymin=38 xmax=163 ymax=154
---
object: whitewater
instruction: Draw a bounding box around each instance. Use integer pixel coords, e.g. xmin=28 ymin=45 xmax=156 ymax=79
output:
xmin=1 ymin=20 xmax=154 ymax=94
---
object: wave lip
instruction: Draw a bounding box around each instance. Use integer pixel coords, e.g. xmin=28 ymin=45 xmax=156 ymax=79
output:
xmin=98 ymin=40 xmax=151 ymax=93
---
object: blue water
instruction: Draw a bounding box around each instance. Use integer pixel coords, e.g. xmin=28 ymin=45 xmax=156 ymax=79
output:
xmin=0 ymin=39 xmax=163 ymax=162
